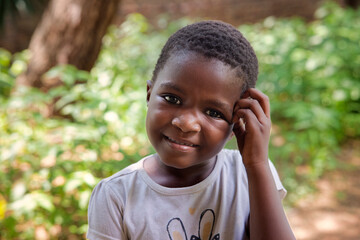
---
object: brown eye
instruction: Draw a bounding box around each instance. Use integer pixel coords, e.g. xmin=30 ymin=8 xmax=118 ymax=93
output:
xmin=206 ymin=109 xmax=223 ymax=119
xmin=164 ymin=95 xmax=181 ymax=105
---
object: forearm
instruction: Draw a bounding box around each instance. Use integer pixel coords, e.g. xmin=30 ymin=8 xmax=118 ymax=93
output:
xmin=246 ymin=162 xmax=295 ymax=240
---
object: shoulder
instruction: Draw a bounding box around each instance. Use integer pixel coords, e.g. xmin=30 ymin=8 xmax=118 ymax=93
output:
xmin=218 ymin=148 xmax=287 ymax=199
xmin=218 ymin=148 xmax=246 ymax=172
xmin=90 ymin=157 xmax=148 ymax=202
xmin=87 ymin=160 xmax=148 ymax=240
xmin=219 ymin=148 xmax=242 ymax=161
xmin=217 ymin=149 xmax=249 ymax=183
xmin=102 ymin=159 xmax=144 ymax=185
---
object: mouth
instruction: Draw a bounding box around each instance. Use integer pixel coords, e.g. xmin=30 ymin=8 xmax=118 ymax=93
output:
xmin=164 ymin=135 xmax=199 ymax=148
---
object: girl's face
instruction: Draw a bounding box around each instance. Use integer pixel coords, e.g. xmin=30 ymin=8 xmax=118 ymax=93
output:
xmin=146 ymin=52 xmax=243 ymax=170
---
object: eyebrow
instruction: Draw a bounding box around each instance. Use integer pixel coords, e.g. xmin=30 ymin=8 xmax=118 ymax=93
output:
xmin=159 ymin=82 xmax=184 ymax=93
xmin=207 ymin=100 xmax=233 ymax=116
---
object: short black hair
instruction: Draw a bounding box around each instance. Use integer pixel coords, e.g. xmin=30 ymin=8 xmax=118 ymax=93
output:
xmin=151 ymin=20 xmax=258 ymax=93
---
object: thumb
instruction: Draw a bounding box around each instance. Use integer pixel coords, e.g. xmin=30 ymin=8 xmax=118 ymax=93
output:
xmin=233 ymin=124 xmax=245 ymax=152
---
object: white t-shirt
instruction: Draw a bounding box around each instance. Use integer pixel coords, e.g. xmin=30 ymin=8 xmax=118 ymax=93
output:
xmin=87 ymin=149 xmax=286 ymax=240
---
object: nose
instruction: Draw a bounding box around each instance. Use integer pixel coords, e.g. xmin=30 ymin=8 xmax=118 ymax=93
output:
xmin=171 ymin=112 xmax=201 ymax=133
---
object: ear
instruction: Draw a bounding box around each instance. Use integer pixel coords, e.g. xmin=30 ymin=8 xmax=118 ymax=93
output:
xmin=146 ymin=80 xmax=153 ymax=104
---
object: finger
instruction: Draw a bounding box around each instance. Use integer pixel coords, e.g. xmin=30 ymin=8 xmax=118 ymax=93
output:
xmin=244 ymin=88 xmax=271 ymax=118
xmin=233 ymin=108 xmax=259 ymax=132
xmin=233 ymin=116 xmax=246 ymax=133
xmin=235 ymin=98 xmax=268 ymax=125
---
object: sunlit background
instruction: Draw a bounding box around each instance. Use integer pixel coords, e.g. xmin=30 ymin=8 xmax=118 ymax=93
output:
xmin=0 ymin=0 xmax=359 ymax=239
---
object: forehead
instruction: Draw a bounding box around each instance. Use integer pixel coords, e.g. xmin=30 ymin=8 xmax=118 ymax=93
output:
xmin=154 ymin=52 xmax=243 ymax=105
xmin=156 ymin=52 xmax=242 ymax=90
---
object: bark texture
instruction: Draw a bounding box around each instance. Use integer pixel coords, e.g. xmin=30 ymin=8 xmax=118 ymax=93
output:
xmin=17 ymin=0 xmax=120 ymax=90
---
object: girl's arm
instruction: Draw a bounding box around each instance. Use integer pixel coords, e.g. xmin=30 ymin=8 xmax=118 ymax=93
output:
xmin=233 ymin=88 xmax=295 ymax=240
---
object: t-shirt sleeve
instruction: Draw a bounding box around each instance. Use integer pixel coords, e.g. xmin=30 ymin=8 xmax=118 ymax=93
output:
xmin=87 ymin=180 xmax=127 ymax=240
xmin=268 ymin=160 xmax=287 ymax=200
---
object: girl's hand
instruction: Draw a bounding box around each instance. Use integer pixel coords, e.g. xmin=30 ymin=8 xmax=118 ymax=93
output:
xmin=233 ymin=89 xmax=296 ymax=240
xmin=232 ymin=88 xmax=271 ymax=168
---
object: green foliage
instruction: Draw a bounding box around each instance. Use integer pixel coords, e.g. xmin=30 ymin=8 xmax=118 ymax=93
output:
xmin=0 ymin=49 xmax=28 ymax=97
xmin=0 ymin=2 xmax=359 ymax=239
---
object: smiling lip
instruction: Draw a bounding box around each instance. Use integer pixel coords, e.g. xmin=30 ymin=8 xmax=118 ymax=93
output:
xmin=164 ymin=135 xmax=199 ymax=148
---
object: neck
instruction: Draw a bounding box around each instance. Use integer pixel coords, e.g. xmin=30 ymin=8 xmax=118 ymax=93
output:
xmin=145 ymin=154 xmax=217 ymax=188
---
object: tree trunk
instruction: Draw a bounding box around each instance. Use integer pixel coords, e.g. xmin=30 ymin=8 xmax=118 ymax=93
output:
xmin=16 ymin=0 xmax=120 ymax=90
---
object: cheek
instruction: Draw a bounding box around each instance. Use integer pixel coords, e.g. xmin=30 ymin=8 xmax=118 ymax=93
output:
xmin=146 ymin=106 xmax=170 ymax=133
xmin=221 ymin=126 xmax=233 ymax=142
xmin=205 ymin=121 xmax=233 ymax=142
xmin=148 ymin=107 xmax=165 ymax=121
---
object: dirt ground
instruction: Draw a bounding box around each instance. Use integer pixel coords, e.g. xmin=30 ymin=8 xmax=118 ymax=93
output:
xmin=287 ymin=140 xmax=360 ymax=240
